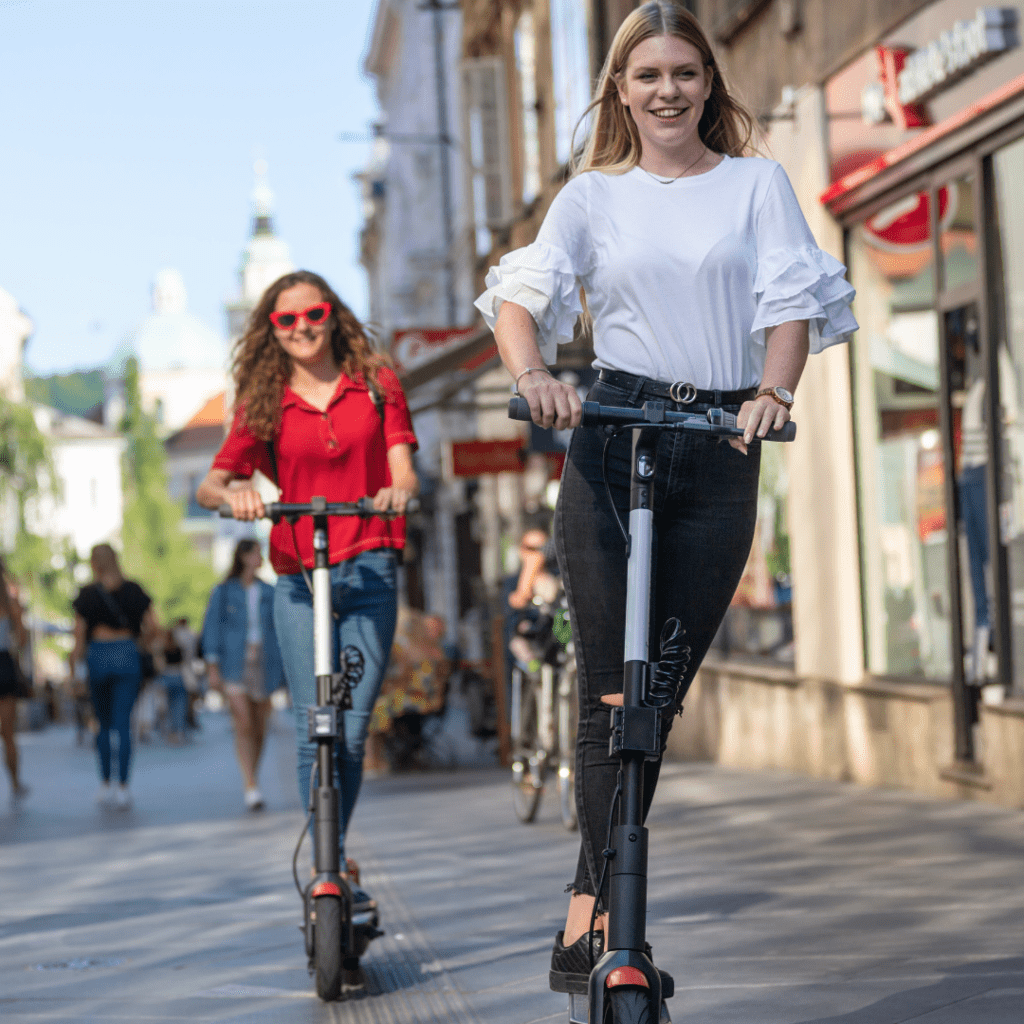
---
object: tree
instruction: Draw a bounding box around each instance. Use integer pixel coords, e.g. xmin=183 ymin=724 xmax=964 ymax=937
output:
xmin=119 ymin=357 xmax=216 ymax=628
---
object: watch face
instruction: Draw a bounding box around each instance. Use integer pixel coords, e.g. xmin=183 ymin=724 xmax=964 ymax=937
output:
xmin=776 ymin=388 xmax=793 ymax=404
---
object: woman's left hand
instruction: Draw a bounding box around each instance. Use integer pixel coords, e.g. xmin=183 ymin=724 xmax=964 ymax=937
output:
xmin=731 ymin=396 xmax=791 ymax=455
xmin=373 ymin=475 xmax=418 ymax=515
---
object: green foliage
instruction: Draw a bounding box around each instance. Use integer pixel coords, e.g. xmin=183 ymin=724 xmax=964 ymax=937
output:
xmin=0 ymin=393 xmax=50 ymax=507
xmin=0 ymin=393 xmax=74 ymax=621
xmin=119 ymin=358 xmax=216 ymax=627
xmin=24 ymin=369 xmax=105 ymax=419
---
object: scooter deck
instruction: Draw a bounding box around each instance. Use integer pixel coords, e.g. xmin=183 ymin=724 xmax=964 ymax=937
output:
xmin=567 ymin=993 xmax=671 ymax=1023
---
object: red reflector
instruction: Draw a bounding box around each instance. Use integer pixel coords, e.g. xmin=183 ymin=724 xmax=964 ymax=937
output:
xmin=311 ymin=882 xmax=341 ymax=897
xmin=606 ymin=967 xmax=649 ymax=989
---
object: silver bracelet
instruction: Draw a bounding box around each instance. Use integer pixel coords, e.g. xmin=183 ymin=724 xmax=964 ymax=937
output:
xmin=513 ymin=366 xmax=552 ymax=394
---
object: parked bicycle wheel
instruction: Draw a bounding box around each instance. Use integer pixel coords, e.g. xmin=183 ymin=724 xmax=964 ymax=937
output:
xmin=510 ymin=665 xmax=543 ymax=822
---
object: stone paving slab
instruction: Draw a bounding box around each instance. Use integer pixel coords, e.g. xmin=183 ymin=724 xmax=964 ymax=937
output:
xmin=2 ymin=713 xmax=1023 ymax=1023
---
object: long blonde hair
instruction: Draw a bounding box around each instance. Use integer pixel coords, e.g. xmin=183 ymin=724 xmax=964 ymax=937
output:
xmin=572 ymin=1 xmax=759 ymax=176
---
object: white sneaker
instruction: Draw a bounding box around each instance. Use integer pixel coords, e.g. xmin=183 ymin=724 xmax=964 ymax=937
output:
xmin=113 ymin=785 xmax=132 ymax=810
xmin=96 ymin=783 xmax=114 ymax=807
xmin=244 ymin=787 xmax=264 ymax=811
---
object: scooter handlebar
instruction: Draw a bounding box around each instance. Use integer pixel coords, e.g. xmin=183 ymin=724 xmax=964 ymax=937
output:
xmin=507 ymin=396 xmax=796 ymax=442
xmin=218 ymin=497 xmax=420 ymax=520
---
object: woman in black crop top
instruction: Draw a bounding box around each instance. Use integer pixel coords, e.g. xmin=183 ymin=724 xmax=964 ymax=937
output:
xmin=70 ymin=543 xmax=157 ymax=809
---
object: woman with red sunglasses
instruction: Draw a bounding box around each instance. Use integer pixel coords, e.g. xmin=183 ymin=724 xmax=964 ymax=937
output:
xmin=197 ymin=270 xmax=418 ymax=935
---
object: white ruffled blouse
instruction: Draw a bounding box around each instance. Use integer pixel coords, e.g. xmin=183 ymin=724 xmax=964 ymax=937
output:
xmin=474 ymin=156 xmax=857 ymax=390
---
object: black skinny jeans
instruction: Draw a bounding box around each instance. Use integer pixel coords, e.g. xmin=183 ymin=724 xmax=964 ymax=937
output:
xmin=554 ymin=377 xmax=761 ymax=903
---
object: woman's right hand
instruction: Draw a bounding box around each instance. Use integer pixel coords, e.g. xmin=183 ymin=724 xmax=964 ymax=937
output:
xmin=224 ymin=484 xmax=265 ymax=521
xmin=520 ymin=372 xmax=582 ymax=431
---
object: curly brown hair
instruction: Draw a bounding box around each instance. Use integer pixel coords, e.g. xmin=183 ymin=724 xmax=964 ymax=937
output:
xmin=232 ymin=270 xmax=392 ymax=441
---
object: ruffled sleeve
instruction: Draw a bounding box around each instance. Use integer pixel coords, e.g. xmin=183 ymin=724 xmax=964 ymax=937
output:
xmin=751 ymin=244 xmax=858 ymax=353
xmin=474 ymin=176 xmax=591 ymax=365
xmin=750 ymin=164 xmax=857 ymax=353
xmin=474 ymin=241 xmax=584 ymax=365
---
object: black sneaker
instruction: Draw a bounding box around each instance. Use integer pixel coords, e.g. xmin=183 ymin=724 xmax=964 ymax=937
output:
xmin=549 ymin=931 xmax=674 ymax=998
xmin=550 ymin=930 xmax=604 ymax=993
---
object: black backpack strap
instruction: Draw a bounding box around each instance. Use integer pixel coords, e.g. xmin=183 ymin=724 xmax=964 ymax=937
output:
xmin=265 ymin=437 xmax=279 ymax=487
xmin=367 ymin=376 xmax=386 ymax=424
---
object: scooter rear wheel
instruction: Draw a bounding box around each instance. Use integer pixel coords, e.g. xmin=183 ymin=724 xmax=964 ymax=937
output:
xmin=604 ymin=988 xmax=653 ymax=1024
xmin=313 ymin=895 xmax=343 ymax=1001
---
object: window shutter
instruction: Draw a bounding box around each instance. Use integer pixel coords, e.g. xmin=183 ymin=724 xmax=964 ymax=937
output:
xmin=461 ymin=56 xmax=513 ymax=239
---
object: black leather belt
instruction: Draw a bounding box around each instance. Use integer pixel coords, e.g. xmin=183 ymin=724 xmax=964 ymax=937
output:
xmin=597 ymin=369 xmax=757 ymax=407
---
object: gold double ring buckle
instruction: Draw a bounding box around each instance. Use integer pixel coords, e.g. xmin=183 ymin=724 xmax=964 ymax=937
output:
xmin=668 ymin=381 xmax=697 ymax=404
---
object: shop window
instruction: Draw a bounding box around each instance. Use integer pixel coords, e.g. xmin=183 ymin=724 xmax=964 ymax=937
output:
xmin=850 ymin=192 xmax=951 ymax=679
xmin=990 ymin=137 xmax=1024 ymax=691
xmin=940 ymin=175 xmax=979 ymax=292
xmin=710 ymin=448 xmax=794 ymax=665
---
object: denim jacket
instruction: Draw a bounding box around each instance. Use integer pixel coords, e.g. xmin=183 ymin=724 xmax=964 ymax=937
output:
xmin=201 ymin=578 xmax=283 ymax=691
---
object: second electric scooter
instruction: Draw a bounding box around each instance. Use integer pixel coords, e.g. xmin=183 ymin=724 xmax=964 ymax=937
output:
xmin=221 ymin=496 xmax=412 ymax=1001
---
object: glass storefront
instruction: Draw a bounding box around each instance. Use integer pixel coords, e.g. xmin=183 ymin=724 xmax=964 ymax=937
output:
xmin=849 ymin=192 xmax=951 ymax=678
xmin=990 ymin=137 xmax=1024 ymax=691
xmin=850 ymin=132 xmax=1024 ymax=696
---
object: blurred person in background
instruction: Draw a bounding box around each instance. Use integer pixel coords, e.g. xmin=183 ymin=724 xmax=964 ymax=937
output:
xmin=157 ymin=628 xmax=188 ymax=745
xmin=0 ymin=555 xmax=30 ymax=802
xmin=171 ymin=616 xmax=203 ymax=731
xmin=70 ymin=543 xmax=158 ymax=809
xmin=202 ymin=539 xmax=282 ymax=811
xmin=196 ymin=270 xmax=418 ymax=946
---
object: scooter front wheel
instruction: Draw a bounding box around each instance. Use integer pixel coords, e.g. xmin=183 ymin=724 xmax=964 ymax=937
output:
xmin=604 ymin=988 xmax=653 ymax=1024
xmin=313 ymin=896 xmax=343 ymax=1001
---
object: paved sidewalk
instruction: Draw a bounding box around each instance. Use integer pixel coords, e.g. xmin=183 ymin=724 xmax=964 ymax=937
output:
xmin=1 ymin=712 xmax=1022 ymax=1023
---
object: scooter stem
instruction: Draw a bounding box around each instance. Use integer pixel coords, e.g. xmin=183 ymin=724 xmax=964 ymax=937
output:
xmin=312 ymin=510 xmax=340 ymax=877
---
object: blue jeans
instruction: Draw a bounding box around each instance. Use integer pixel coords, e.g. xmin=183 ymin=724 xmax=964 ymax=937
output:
xmin=273 ymin=549 xmax=398 ymax=862
xmin=87 ymin=639 xmax=141 ymax=784
xmin=161 ymin=671 xmax=188 ymax=736
xmin=959 ymin=465 xmax=989 ymax=628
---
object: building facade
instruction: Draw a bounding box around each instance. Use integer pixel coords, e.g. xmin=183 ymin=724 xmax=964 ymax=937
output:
xmin=361 ymin=0 xmax=1024 ymax=806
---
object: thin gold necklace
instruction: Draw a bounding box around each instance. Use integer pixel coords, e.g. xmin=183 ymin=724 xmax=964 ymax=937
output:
xmin=640 ymin=146 xmax=708 ymax=184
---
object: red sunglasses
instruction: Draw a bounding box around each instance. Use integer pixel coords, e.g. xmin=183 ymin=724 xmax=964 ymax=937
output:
xmin=269 ymin=301 xmax=332 ymax=330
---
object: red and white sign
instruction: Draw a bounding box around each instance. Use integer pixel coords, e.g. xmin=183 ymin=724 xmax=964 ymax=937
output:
xmin=863 ymin=185 xmax=955 ymax=250
xmin=392 ymin=327 xmax=481 ymax=374
xmin=863 ymin=46 xmax=931 ymax=129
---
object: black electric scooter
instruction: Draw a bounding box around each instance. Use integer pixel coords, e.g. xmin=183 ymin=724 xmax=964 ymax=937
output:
xmin=220 ymin=496 xmax=414 ymax=1001
xmin=509 ymin=395 xmax=795 ymax=1024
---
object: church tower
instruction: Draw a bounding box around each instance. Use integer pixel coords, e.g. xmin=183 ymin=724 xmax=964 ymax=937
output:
xmin=225 ymin=160 xmax=294 ymax=342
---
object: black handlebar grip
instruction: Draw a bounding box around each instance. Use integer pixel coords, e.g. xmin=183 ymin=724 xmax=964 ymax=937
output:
xmin=219 ymin=503 xmax=233 ymax=518
xmin=769 ymin=421 xmax=797 ymax=442
xmin=508 ymin=396 xmax=533 ymax=421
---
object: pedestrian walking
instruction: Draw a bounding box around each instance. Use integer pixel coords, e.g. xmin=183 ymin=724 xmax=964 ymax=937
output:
xmin=196 ymin=270 xmax=418 ymax=925
xmin=0 ymin=556 xmax=30 ymax=802
xmin=201 ymin=540 xmax=283 ymax=810
xmin=156 ymin=628 xmax=188 ymax=746
xmin=475 ymin=0 xmax=857 ymax=987
xmin=70 ymin=543 xmax=158 ymax=809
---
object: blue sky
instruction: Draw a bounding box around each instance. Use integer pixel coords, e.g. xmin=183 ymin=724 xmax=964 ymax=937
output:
xmin=0 ymin=0 xmax=380 ymax=374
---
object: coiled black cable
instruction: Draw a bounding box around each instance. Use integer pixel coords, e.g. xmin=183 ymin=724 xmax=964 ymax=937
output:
xmin=646 ymin=618 xmax=691 ymax=717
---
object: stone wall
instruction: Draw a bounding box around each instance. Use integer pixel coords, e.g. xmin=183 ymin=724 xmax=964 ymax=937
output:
xmin=667 ymin=657 xmax=1024 ymax=808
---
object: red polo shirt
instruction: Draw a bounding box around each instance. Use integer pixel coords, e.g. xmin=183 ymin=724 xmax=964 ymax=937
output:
xmin=212 ymin=367 xmax=418 ymax=575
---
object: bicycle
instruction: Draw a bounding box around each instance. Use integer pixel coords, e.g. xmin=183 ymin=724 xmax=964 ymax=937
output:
xmin=219 ymin=495 xmax=412 ymax=1001
xmin=509 ymin=394 xmax=795 ymax=1024
xmin=509 ymin=580 xmax=578 ymax=830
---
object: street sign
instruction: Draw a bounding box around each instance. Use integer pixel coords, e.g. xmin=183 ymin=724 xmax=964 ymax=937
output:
xmin=450 ymin=439 xmax=526 ymax=477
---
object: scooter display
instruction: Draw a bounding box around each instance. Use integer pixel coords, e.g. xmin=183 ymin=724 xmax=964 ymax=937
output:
xmin=509 ymin=395 xmax=795 ymax=1024
xmin=220 ymin=496 xmax=413 ymax=1001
